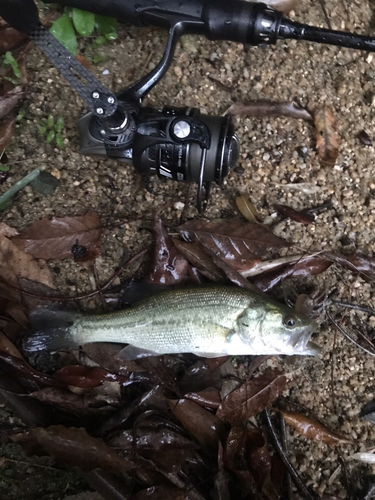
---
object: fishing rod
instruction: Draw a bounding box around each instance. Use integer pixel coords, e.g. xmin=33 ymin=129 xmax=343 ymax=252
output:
xmin=1 ymin=0 xmax=375 ymax=211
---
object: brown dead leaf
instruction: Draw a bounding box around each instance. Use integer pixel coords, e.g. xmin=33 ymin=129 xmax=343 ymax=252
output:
xmin=252 ymin=254 xmax=332 ymax=292
xmin=11 ymin=211 xmax=102 ymax=260
xmin=144 ymin=214 xmax=189 ymax=285
xmin=281 ymin=410 xmax=354 ymax=445
xmin=0 ymin=332 xmax=23 ymax=358
xmin=0 ymin=222 xmax=18 ymax=237
xmin=0 ymin=86 xmax=26 ymax=120
xmin=216 ymin=369 xmax=286 ymax=425
xmin=172 ymin=238 xmax=226 ymax=282
xmin=235 ymin=195 xmax=259 ymax=222
xmin=274 ymin=204 xmax=315 ymax=225
xmin=314 ymin=107 xmax=339 ymax=167
xmin=0 ymin=113 xmax=16 ymax=149
xmin=169 ymin=398 xmax=225 ymax=450
xmin=0 ymin=235 xmax=55 ymax=325
xmin=76 ymin=54 xmax=91 ymax=69
xmin=178 ymin=219 xmax=289 ymax=272
xmin=228 ymin=100 xmax=312 ymax=121
xmin=0 ymin=25 xmax=27 ymax=54
xmin=11 ymin=425 xmax=134 ymax=474
xmin=323 ymin=251 xmax=375 ymax=281
xmin=0 ymin=235 xmax=54 ymax=287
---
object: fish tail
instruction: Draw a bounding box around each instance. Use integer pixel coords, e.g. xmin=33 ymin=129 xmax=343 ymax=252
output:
xmin=23 ymin=308 xmax=82 ymax=352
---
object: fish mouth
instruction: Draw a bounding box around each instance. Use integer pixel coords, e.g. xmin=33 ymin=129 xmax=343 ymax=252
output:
xmin=287 ymin=322 xmax=320 ymax=355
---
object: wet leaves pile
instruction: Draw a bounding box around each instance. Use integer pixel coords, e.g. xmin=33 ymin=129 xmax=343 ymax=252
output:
xmin=0 ymin=207 xmax=375 ymax=498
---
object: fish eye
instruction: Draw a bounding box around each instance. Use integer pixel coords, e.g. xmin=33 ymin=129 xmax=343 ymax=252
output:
xmin=283 ymin=315 xmax=297 ymax=328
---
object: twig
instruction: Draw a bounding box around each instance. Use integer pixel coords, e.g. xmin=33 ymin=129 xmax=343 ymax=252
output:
xmin=331 ymin=300 xmax=375 ymax=316
xmin=280 ymin=413 xmax=294 ymax=500
xmin=327 ymin=312 xmax=375 ymax=358
xmin=179 ymin=183 xmax=192 ymax=225
xmin=0 ymin=247 xmax=148 ymax=303
xmin=263 ymin=408 xmax=319 ymax=500
xmin=318 ymin=0 xmax=332 ymax=29
xmin=92 ymin=262 xmax=107 ymax=310
xmin=330 ymin=327 xmax=337 ymax=414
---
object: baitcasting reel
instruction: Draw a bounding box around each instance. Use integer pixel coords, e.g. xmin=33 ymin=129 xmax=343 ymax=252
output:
xmin=2 ymin=0 xmax=375 ymax=210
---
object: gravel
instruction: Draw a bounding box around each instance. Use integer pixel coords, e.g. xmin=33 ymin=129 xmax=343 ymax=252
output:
xmin=2 ymin=0 xmax=375 ymax=498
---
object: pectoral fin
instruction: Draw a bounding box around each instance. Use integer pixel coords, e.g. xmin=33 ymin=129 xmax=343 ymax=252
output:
xmin=117 ymin=344 xmax=160 ymax=360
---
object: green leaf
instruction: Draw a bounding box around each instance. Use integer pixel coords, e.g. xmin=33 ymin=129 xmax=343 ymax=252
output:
xmin=47 ymin=115 xmax=54 ymax=129
xmin=4 ymin=51 xmax=21 ymax=78
xmin=55 ymin=133 xmax=64 ymax=148
xmin=55 ymin=117 xmax=64 ymax=133
xmin=38 ymin=126 xmax=47 ymax=135
xmin=95 ymin=15 xmax=117 ymax=36
xmin=50 ymin=13 xmax=77 ymax=55
xmin=93 ymin=35 xmax=107 ymax=47
xmin=46 ymin=130 xmax=55 ymax=143
xmin=72 ymin=8 xmax=95 ymax=37
xmin=0 ymin=164 xmax=10 ymax=172
xmin=105 ymin=32 xmax=117 ymax=41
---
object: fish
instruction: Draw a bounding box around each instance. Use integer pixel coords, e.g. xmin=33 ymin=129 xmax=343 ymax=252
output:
xmin=23 ymin=285 xmax=319 ymax=359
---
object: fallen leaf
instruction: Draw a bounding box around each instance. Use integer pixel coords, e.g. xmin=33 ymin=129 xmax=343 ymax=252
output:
xmin=214 ymin=441 xmax=231 ymax=500
xmin=224 ymin=426 xmax=277 ymax=498
xmin=0 ymin=25 xmax=27 ymax=54
xmin=0 ymin=86 xmax=26 ymax=120
xmin=203 ymin=246 xmax=260 ymax=292
xmin=314 ymin=106 xmax=339 ymax=168
xmin=0 ymin=352 xmax=57 ymax=391
xmin=0 ymin=332 xmax=23 ymax=358
xmin=144 ymin=214 xmax=189 ymax=285
xmin=52 ymin=365 xmax=128 ymax=388
xmin=323 ymin=251 xmax=375 ymax=281
xmin=82 ymin=342 xmax=143 ymax=377
xmin=178 ymin=219 xmax=289 ymax=272
xmin=184 ymin=388 xmax=221 ymax=409
xmin=76 ymin=54 xmax=91 ymax=69
xmin=108 ymin=425 xmax=198 ymax=453
xmin=11 ymin=425 xmax=134 ymax=473
xmin=0 ymin=234 xmax=55 ymax=286
xmin=178 ymin=359 xmax=223 ymax=394
xmin=252 ymin=254 xmax=332 ymax=292
xmin=168 ymin=398 xmax=225 ymax=450
xmin=133 ymin=486 xmax=187 ymax=500
xmin=0 ymin=222 xmax=19 ymax=237
xmin=172 ymin=238 xmax=227 ymax=282
xmin=216 ymin=369 xmax=286 ymax=425
xmin=228 ymin=100 xmax=312 ymax=121
xmin=11 ymin=211 xmax=102 ymax=260
xmin=281 ymin=409 xmax=354 ymax=445
xmin=0 ymin=234 xmax=55 ymax=324
xmin=357 ymin=129 xmax=372 ymax=146
xmin=29 ymin=387 xmax=118 ymax=417
xmin=0 ymin=113 xmax=16 ymax=149
xmin=274 ymin=204 xmax=315 ymax=225
xmin=235 ymin=195 xmax=259 ymax=222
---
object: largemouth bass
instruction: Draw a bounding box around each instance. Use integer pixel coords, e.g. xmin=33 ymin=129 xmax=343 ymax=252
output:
xmin=24 ymin=286 xmax=319 ymax=358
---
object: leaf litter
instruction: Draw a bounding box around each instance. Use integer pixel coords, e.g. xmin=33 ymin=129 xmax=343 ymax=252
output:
xmin=0 ymin=208 xmax=374 ymax=499
xmin=11 ymin=210 xmax=102 ymax=260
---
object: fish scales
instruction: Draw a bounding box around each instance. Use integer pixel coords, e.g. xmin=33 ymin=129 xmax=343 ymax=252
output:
xmin=24 ymin=286 xmax=319 ymax=358
xmin=74 ymin=287 xmax=255 ymax=352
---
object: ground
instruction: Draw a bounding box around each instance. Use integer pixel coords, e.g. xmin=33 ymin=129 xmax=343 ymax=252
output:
xmin=2 ymin=0 xmax=375 ymax=498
